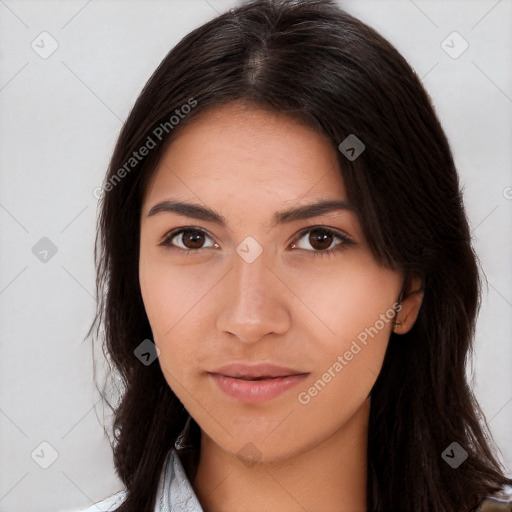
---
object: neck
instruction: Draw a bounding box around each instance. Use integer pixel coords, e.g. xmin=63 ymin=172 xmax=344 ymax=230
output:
xmin=192 ymin=399 xmax=369 ymax=512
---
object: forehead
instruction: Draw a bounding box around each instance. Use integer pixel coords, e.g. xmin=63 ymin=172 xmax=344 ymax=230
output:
xmin=142 ymin=102 xmax=346 ymax=209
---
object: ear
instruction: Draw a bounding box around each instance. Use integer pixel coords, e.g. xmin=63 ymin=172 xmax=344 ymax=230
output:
xmin=393 ymin=275 xmax=424 ymax=335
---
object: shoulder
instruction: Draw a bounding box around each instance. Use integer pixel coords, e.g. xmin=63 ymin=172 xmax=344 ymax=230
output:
xmin=473 ymin=484 xmax=512 ymax=511
xmin=60 ymin=489 xmax=127 ymax=512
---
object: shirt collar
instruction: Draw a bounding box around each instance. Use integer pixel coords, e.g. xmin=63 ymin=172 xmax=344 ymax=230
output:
xmin=155 ymin=448 xmax=204 ymax=512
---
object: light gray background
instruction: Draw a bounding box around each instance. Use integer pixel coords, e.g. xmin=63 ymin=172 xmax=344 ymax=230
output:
xmin=0 ymin=1 xmax=511 ymax=511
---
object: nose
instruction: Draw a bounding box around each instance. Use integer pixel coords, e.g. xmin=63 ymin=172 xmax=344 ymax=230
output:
xmin=216 ymin=246 xmax=291 ymax=344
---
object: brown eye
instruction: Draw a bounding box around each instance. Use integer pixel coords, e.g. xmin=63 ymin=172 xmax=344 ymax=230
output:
xmin=180 ymin=229 xmax=206 ymax=249
xmin=291 ymin=226 xmax=353 ymax=257
xmin=308 ymin=228 xmax=334 ymax=251
xmin=161 ymin=228 xmax=217 ymax=252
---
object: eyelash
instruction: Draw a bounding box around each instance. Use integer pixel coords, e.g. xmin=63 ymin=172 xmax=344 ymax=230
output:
xmin=159 ymin=226 xmax=354 ymax=258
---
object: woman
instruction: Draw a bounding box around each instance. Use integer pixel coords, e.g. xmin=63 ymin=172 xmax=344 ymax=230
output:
xmin=80 ymin=0 xmax=512 ymax=510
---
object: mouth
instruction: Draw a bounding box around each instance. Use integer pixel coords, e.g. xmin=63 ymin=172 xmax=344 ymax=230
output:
xmin=207 ymin=363 xmax=310 ymax=403
xmin=228 ymin=375 xmax=291 ymax=380
xmin=210 ymin=362 xmax=308 ymax=379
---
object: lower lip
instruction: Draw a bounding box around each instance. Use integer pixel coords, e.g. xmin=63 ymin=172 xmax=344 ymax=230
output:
xmin=209 ymin=373 xmax=309 ymax=403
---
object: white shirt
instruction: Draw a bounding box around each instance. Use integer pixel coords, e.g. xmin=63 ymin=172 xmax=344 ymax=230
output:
xmin=64 ymin=449 xmax=203 ymax=512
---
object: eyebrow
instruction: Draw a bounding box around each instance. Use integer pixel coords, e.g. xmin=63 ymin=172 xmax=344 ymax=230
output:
xmin=147 ymin=199 xmax=355 ymax=229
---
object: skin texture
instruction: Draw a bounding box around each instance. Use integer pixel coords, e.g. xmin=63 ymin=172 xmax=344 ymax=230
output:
xmin=139 ymin=102 xmax=424 ymax=512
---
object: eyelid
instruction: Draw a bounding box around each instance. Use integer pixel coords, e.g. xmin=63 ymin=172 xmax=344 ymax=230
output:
xmin=293 ymin=225 xmax=354 ymax=243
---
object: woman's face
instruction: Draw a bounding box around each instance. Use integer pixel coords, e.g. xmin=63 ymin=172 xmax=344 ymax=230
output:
xmin=139 ymin=102 xmax=420 ymax=463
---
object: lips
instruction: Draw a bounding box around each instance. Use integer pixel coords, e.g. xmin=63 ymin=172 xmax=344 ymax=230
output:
xmin=208 ymin=363 xmax=310 ymax=403
xmin=210 ymin=362 xmax=307 ymax=379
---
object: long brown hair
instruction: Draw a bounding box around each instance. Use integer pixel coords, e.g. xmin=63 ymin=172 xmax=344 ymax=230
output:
xmin=89 ymin=1 xmax=512 ymax=510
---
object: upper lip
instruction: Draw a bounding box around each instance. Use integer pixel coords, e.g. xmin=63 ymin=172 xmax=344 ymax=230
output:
xmin=209 ymin=363 xmax=309 ymax=379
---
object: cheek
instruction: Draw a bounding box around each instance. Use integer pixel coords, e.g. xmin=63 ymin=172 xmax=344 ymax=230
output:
xmin=293 ymin=276 xmax=397 ymax=427
xmin=138 ymin=255 xmax=222 ymax=390
xmin=139 ymin=253 xmax=216 ymax=339
xmin=287 ymin=261 xmax=399 ymax=407
xmin=287 ymin=258 xmax=399 ymax=346
xmin=139 ymin=264 xmax=194 ymax=394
